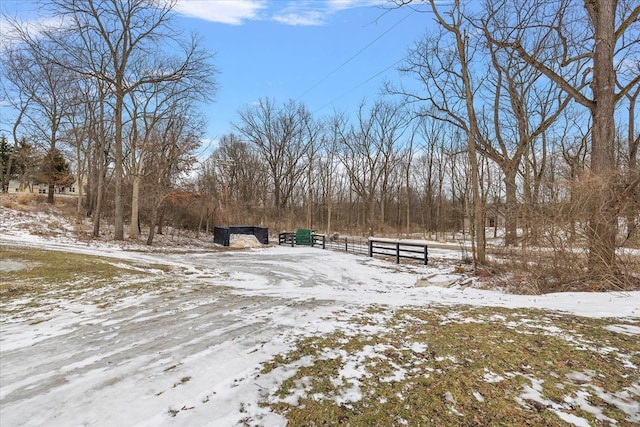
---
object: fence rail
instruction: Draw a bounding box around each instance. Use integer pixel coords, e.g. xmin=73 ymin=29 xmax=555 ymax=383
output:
xmin=368 ymin=238 xmax=429 ymax=265
xmin=326 ymin=236 xmax=370 ymax=256
xmin=278 ymin=232 xmax=326 ymax=249
xmin=278 ymin=232 xmax=295 ymax=246
xmin=278 ymin=233 xmax=428 ymax=265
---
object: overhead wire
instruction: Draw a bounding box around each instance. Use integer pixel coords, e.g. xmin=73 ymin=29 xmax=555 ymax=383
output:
xmin=295 ymin=8 xmax=416 ymax=105
xmin=312 ymin=57 xmax=406 ymax=115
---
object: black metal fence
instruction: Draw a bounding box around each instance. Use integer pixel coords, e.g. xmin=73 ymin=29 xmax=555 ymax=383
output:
xmin=278 ymin=232 xmax=326 ymax=249
xmin=368 ymin=238 xmax=428 ymax=265
xmin=325 ymin=236 xmax=370 ymax=256
xmin=278 ymin=233 xmax=428 ymax=265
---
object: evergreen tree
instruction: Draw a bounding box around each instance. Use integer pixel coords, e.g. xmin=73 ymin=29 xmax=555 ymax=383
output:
xmin=0 ymin=135 xmax=11 ymax=192
xmin=38 ymin=148 xmax=74 ymax=202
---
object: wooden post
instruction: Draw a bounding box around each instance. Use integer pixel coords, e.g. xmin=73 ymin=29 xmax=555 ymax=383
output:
xmin=396 ymin=241 xmax=400 ymax=264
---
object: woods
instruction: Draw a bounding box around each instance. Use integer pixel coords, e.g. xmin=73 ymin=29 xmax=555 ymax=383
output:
xmin=1 ymin=0 xmax=638 ymax=289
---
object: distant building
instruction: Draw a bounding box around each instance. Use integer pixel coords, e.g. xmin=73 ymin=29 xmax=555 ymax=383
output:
xmin=7 ymin=179 xmax=78 ymax=195
xmin=463 ymin=205 xmax=506 ymax=231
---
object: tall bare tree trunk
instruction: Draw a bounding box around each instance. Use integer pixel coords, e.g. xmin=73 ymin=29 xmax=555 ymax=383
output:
xmin=504 ymin=167 xmax=518 ymax=246
xmin=92 ymin=148 xmax=105 ymax=238
xmin=427 ymin=0 xmax=486 ymax=263
xmin=585 ymin=1 xmax=617 ymax=271
xmin=114 ymin=88 xmax=124 ymax=240
xmin=76 ymin=142 xmax=83 ymax=223
xmin=130 ymin=174 xmax=141 ymax=239
xmin=625 ymin=88 xmax=639 ymax=239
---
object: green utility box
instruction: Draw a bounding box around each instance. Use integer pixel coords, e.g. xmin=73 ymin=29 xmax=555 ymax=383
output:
xmin=295 ymin=228 xmax=314 ymax=245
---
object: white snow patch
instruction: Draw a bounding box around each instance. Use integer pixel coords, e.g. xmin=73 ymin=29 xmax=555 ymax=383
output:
xmin=0 ymin=259 xmax=30 ymax=271
xmin=590 ymin=384 xmax=640 ymax=423
xmin=605 ymin=324 xmax=640 ymax=336
xmin=563 ymin=390 xmax=617 ymax=425
xmin=473 ymin=391 xmax=485 ymax=402
xmin=483 ymin=369 xmax=506 ymax=383
xmin=565 ymin=370 xmax=596 ymax=384
xmin=410 ymin=342 xmax=427 ymax=353
xmin=552 ymin=410 xmax=591 ymax=427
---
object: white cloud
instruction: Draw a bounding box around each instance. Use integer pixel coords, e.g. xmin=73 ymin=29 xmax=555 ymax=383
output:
xmin=174 ymin=0 xmax=267 ymax=25
xmin=327 ymin=0 xmax=388 ymax=12
xmin=273 ymin=10 xmax=326 ymax=26
xmin=0 ymin=15 xmax=66 ymax=51
xmin=273 ymin=0 xmax=389 ymax=26
xmin=173 ymin=0 xmax=389 ymax=26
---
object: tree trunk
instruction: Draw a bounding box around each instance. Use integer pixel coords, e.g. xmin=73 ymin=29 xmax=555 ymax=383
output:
xmin=76 ymin=142 xmax=83 ymax=223
xmin=626 ymin=89 xmax=639 ymax=239
xmin=504 ymin=167 xmax=518 ymax=246
xmin=47 ymin=184 xmax=55 ymax=204
xmin=147 ymin=202 xmax=157 ymax=245
xmin=156 ymin=208 xmax=165 ymax=235
xmin=327 ymin=189 xmax=333 ymax=233
xmin=306 ymin=164 xmax=312 ymax=229
xmin=130 ymin=174 xmax=141 ymax=239
xmin=92 ymin=150 xmax=105 ymax=238
xmin=586 ymin=0 xmax=618 ymax=272
xmin=114 ymin=87 xmax=124 ymax=240
xmin=368 ymin=194 xmax=376 ymax=236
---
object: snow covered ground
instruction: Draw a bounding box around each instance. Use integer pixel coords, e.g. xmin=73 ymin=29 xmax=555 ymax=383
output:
xmin=1 ymin=206 xmax=639 ymax=426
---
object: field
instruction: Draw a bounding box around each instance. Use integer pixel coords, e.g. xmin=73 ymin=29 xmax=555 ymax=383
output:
xmin=1 ymin=206 xmax=639 ymax=426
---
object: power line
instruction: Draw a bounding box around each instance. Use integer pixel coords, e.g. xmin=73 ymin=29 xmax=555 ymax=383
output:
xmin=295 ymin=9 xmax=415 ymax=102
xmin=313 ymin=57 xmax=406 ymax=115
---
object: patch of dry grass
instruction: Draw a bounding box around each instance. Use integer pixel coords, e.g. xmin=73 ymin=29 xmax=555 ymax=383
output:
xmin=0 ymin=245 xmax=174 ymax=318
xmin=258 ymin=306 xmax=640 ymax=426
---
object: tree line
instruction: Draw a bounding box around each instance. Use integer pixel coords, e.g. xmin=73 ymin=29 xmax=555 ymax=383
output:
xmin=1 ymin=0 xmax=638 ymax=288
xmin=1 ymin=0 xmax=216 ymax=244
xmin=197 ymin=0 xmax=638 ymax=287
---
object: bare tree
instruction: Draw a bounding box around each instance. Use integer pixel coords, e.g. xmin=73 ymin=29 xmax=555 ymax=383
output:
xmin=413 ymin=118 xmax=450 ymax=238
xmin=200 ymin=133 xmax=268 ymax=227
xmin=322 ymin=112 xmax=349 ymax=233
xmin=145 ymin=104 xmax=203 ymax=245
xmin=336 ymin=99 xmax=408 ymax=236
xmin=393 ymin=0 xmax=488 ymax=263
xmin=620 ymin=85 xmax=639 ymax=239
xmin=65 ymin=79 xmax=93 ymax=221
xmin=479 ymin=27 xmax=572 ymax=246
xmin=47 ymin=0 xmax=216 ymax=240
xmin=88 ymin=78 xmax=113 ymax=238
xmin=1 ymin=25 xmax=75 ymax=204
xmin=483 ymin=0 xmax=640 ymax=273
xmin=0 ymin=45 xmax=32 ymax=194
xmin=235 ymin=98 xmax=315 ymax=226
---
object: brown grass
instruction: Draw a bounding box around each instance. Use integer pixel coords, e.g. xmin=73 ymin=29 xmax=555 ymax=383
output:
xmin=257 ymin=306 xmax=640 ymax=427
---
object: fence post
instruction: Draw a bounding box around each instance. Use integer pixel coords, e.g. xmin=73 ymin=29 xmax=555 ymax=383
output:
xmin=291 ymin=233 xmax=295 ymax=247
xmin=424 ymin=244 xmax=428 ymax=265
xmin=396 ymin=241 xmax=400 ymax=263
xmin=322 ymin=235 xmax=326 ymax=249
xmin=345 ymin=237 xmax=348 ymax=252
xmin=369 ymin=239 xmax=373 ymax=258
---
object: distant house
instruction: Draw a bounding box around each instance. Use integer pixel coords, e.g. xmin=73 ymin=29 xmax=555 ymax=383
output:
xmin=463 ymin=205 xmax=506 ymax=231
xmin=485 ymin=205 xmax=506 ymax=229
xmin=7 ymin=179 xmax=78 ymax=195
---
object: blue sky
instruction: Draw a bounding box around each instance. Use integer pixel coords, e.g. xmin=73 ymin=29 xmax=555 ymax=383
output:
xmin=1 ymin=0 xmax=436 ymax=144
